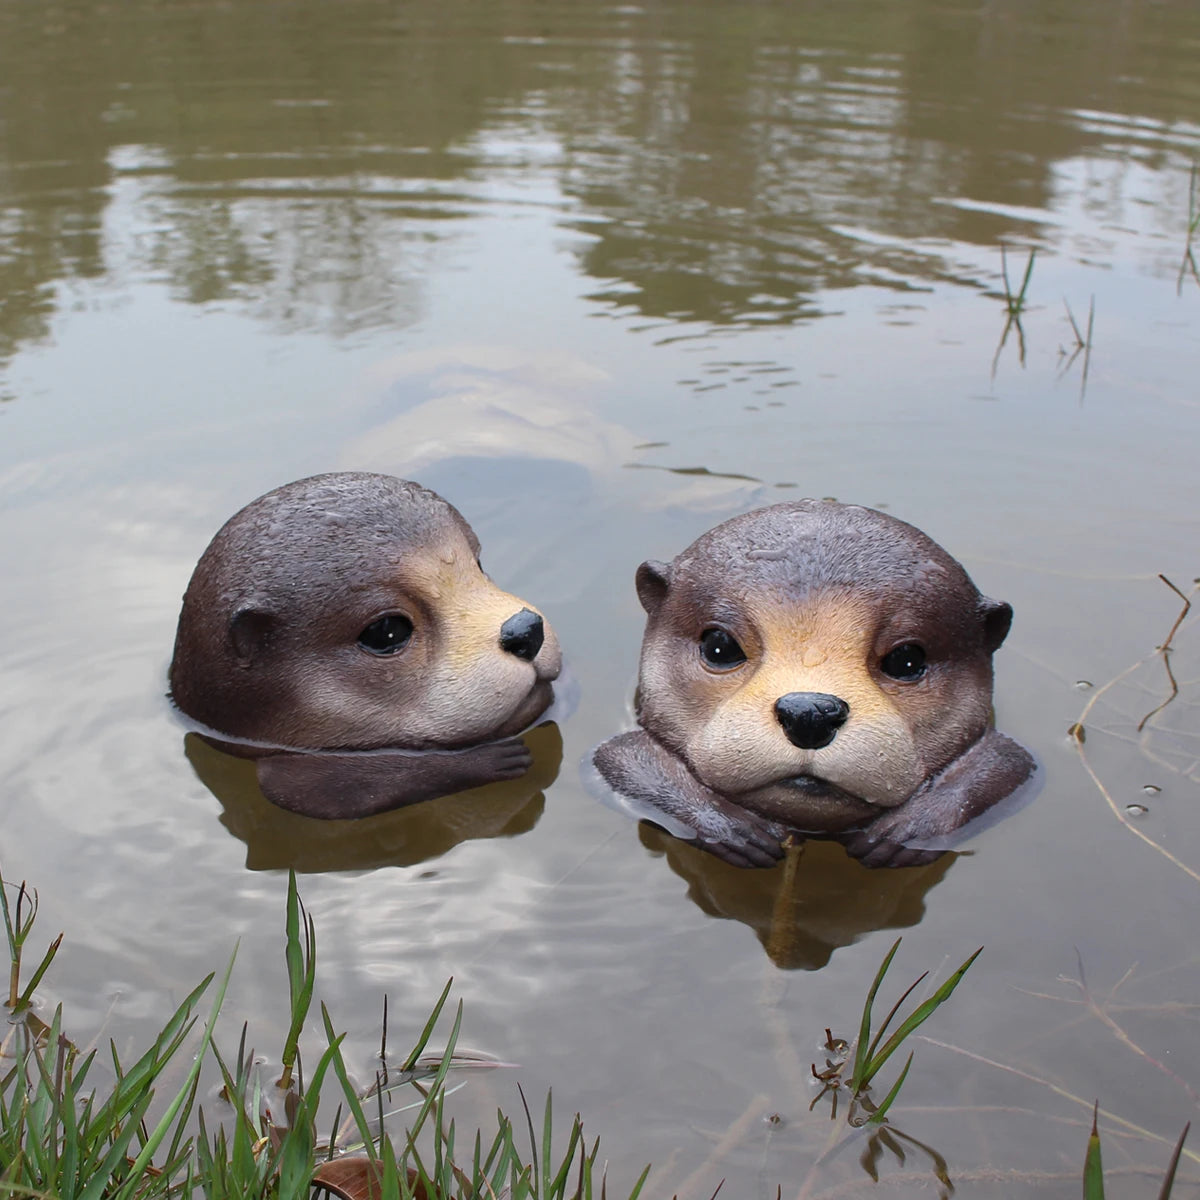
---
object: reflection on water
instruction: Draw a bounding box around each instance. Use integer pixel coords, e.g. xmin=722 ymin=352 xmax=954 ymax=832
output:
xmin=638 ymin=828 xmax=954 ymax=971
xmin=189 ymin=723 xmax=562 ymax=872
xmin=2 ymin=1 xmax=1200 ymax=1195
xmin=3 ymin=1 xmax=1200 ymax=367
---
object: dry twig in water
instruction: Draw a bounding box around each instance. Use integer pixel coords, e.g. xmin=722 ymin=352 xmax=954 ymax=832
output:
xmin=1072 ymin=575 xmax=1200 ymax=883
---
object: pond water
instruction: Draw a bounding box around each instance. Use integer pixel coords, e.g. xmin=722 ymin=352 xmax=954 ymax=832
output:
xmin=3 ymin=1 xmax=1200 ymax=1194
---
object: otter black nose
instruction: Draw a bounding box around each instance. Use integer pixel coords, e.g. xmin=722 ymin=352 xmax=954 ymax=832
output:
xmin=775 ymin=692 xmax=850 ymax=750
xmin=499 ymin=608 xmax=545 ymax=662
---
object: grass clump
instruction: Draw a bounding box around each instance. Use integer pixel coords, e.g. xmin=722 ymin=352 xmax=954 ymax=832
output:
xmin=809 ymin=936 xmax=980 ymax=1129
xmin=0 ymin=866 xmax=650 ymax=1200
xmin=1 ymin=878 xmax=62 ymax=1016
xmin=0 ymin=959 xmax=229 ymax=1200
xmin=798 ymin=938 xmax=979 ymax=1199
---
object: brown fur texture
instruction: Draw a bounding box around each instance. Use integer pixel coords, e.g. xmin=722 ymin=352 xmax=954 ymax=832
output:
xmin=170 ymin=473 xmax=562 ymax=817
xmin=594 ymin=500 xmax=1035 ymax=867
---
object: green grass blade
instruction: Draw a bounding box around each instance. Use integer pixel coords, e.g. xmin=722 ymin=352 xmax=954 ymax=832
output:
xmin=400 ymin=977 xmax=453 ymax=1072
xmin=15 ymin=933 xmax=63 ymax=1012
xmin=76 ymin=1089 xmax=158 ymax=1200
xmin=851 ymin=938 xmax=901 ymax=1090
xmin=1018 ymin=248 xmax=1036 ymax=302
xmin=279 ymin=870 xmax=316 ymax=1090
xmin=113 ymin=949 xmax=235 ymax=1200
xmin=0 ymin=873 xmax=34 ymax=963
xmin=103 ymin=973 xmax=215 ymax=1119
xmin=438 ymin=1099 xmax=457 ymax=1196
xmin=1084 ymin=1102 xmax=1105 ymax=1200
xmin=404 ymin=1000 xmax=463 ymax=1150
xmin=518 ymin=1083 xmax=539 ymax=1196
xmin=864 ymin=971 xmax=928 ymax=1067
xmin=285 ymin=869 xmax=304 ymax=1011
xmin=486 ymin=1113 xmax=517 ymax=1195
xmin=0 ymin=868 xmax=16 ymax=951
xmin=860 ymin=947 xmax=981 ymax=1087
xmin=866 ymin=1052 xmax=913 ymax=1125
xmin=162 ymin=1058 xmax=203 ymax=1169
xmin=626 ymin=1162 xmax=652 ymax=1200
xmin=321 ymin=1004 xmax=376 ymax=1159
xmin=542 ymin=1088 xmax=554 ymax=1197
xmin=380 ymin=1138 xmax=404 ymax=1198
xmin=545 ymin=1105 xmax=586 ymax=1197
xmin=277 ymin=1039 xmax=342 ymax=1200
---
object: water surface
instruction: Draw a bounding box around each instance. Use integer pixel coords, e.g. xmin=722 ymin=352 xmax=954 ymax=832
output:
xmin=2 ymin=2 xmax=1200 ymax=1194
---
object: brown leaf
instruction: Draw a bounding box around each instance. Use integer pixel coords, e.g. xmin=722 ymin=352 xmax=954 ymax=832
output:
xmin=312 ymin=1156 xmax=421 ymax=1200
xmin=312 ymin=1153 xmax=485 ymax=1199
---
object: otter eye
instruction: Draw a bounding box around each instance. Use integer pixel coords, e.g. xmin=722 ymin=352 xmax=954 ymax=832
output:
xmin=881 ymin=643 xmax=926 ymax=680
xmin=358 ymin=614 xmax=414 ymax=655
xmin=699 ymin=627 xmax=746 ymax=669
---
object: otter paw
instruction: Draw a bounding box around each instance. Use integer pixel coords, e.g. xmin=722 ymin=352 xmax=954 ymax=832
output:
xmin=691 ymin=800 xmax=788 ymax=869
xmin=842 ymin=827 xmax=945 ymax=869
xmin=469 ymin=738 xmax=534 ymax=783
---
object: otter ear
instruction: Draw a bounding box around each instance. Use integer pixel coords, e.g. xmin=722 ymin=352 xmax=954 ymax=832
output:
xmin=635 ymin=560 xmax=672 ymax=616
xmin=229 ymin=606 xmax=278 ymax=664
xmin=980 ymin=598 xmax=1013 ymax=653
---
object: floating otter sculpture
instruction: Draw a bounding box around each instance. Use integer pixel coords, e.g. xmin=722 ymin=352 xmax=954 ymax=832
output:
xmin=593 ymin=501 xmax=1035 ymax=868
xmin=170 ymin=473 xmax=562 ymax=818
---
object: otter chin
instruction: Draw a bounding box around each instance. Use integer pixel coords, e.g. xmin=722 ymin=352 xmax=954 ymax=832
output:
xmin=170 ymin=472 xmax=563 ymax=818
xmin=593 ymin=500 xmax=1036 ymax=868
xmin=782 ymin=775 xmax=845 ymax=796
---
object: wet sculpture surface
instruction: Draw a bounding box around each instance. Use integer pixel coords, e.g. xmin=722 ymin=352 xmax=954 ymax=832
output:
xmin=594 ymin=501 xmax=1035 ymax=868
xmin=170 ymin=472 xmax=562 ymax=818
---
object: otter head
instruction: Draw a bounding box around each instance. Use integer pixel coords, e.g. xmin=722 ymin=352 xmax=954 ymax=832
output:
xmin=632 ymin=501 xmax=1012 ymax=816
xmin=169 ymin=473 xmax=562 ymax=751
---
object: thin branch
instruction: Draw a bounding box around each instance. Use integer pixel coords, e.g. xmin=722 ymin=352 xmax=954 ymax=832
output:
xmin=1137 ymin=575 xmax=1194 ymax=731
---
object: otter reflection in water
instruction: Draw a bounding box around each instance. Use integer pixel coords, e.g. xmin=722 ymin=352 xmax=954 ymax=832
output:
xmin=169 ymin=473 xmax=563 ymax=819
xmin=639 ymin=827 xmax=955 ymax=970
xmin=186 ymin=723 xmax=563 ymax=872
xmin=595 ymin=500 xmax=1036 ymax=868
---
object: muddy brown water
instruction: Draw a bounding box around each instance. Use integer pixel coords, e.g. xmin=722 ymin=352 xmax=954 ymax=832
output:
xmin=2 ymin=2 xmax=1200 ymax=1195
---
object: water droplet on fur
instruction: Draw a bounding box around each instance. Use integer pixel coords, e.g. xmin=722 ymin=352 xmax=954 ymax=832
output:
xmin=1074 ymin=680 xmax=1093 ymax=690
xmin=1142 ymin=784 xmax=1161 ymax=794
xmin=1126 ymin=803 xmax=1149 ymax=816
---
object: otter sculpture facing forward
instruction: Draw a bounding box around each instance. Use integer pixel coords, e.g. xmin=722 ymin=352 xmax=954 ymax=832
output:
xmin=593 ymin=501 xmax=1035 ymax=868
xmin=170 ymin=472 xmax=562 ymax=818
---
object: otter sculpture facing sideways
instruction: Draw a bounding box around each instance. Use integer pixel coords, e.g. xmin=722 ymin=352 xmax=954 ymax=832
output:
xmin=170 ymin=473 xmax=562 ymax=819
xmin=593 ymin=501 xmax=1035 ymax=868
